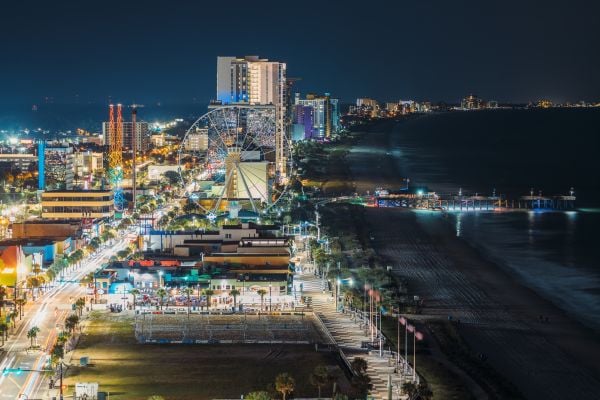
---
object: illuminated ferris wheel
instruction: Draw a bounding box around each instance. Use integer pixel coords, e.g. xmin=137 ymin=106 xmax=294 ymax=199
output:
xmin=177 ymin=105 xmax=292 ymax=218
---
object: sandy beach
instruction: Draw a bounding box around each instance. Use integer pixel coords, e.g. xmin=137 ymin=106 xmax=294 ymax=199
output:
xmin=345 ymin=125 xmax=600 ymax=399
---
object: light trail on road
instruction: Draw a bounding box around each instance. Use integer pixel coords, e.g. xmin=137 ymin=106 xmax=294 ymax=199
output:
xmin=0 ymin=238 xmax=128 ymax=399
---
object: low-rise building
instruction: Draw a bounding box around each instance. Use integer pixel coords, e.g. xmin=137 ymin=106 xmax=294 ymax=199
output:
xmin=0 ymin=245 xmax=33 ymax=296
xmin=11 ymin=220 xmax=83 ymax=239
xmin=41 ymin=190 xmax=114 ymax=220
xmin=0 ymin=153 xmax=38 ymax=171
xmin=0 ymin=237 xmax=71 ymax=266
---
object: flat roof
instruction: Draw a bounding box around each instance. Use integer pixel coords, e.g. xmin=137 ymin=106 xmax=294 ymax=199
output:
xmin=13 ymin=220 xmax=82 ymax=225
xmin=206 ymin=252 xmax=290 ymax=257
xmin=42 ymin=190 xmax=112 ymax=193
xmin=0 ymin=154 xmax=37 ymax=158
xmin=0 ymin=237 xmax=69 ymax=246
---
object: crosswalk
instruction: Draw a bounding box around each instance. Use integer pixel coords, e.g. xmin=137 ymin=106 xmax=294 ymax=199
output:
xmin=295 ymin=272 xmax=412 ymax=400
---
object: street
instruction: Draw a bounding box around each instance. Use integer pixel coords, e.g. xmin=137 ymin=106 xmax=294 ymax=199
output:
xmin=0 ymin=237 xmax=130 ymax=400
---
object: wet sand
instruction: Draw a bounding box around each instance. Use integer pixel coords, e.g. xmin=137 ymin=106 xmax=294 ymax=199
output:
xmin=346 ymin=127 xmax=600 ymax=399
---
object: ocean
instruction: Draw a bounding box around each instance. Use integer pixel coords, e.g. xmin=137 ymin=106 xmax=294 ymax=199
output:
xmin=0 ymin=103 xmax=203 ymax=133
xmin=390 ymin=109 xmax=600 ymax=330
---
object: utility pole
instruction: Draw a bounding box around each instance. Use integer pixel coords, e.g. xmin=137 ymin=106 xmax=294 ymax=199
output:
xmin=315 ymin=208 xmax=320 ymax=241
xmin=60 ymin=361 xmax=64 ymax=400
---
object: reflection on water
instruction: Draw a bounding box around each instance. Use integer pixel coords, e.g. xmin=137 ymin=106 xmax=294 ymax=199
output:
xmin=455 ymin=212 xmax=462 ymax=237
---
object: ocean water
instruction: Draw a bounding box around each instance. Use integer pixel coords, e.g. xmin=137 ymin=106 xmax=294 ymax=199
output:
xmin=0 ymin=103 xmax=203 ymax=132
xmin=390 ymin=109 xmax=600 ymax=330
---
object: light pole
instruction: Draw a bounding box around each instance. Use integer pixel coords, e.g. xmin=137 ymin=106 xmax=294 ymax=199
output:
xmin=269 ymin=284 xmax=272 ymax=312
xmin=336 ymin=279 xmax=340 ymax=310
xmin=59 ymin=361 xmax=64 ymax=400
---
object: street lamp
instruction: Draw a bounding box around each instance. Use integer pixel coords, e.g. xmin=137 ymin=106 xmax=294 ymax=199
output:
xmin=336 ymin=279 xmax=340 ymax=310
xmin=269 ymin=284 xmax=272 ymax=312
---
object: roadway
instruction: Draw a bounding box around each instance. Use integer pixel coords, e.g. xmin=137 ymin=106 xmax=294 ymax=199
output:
xmin=0 ymin=235 xmax=132 ymax=400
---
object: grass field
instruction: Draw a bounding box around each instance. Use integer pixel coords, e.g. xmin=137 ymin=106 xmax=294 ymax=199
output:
xmin=64 ymin=311 xmax=346 ymax=400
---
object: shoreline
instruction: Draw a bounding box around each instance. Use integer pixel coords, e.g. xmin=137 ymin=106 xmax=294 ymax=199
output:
xmin=345 ymin=127 xmax=600 ymax=399
xmin=439 ymin=211 xmax=600 ymax=332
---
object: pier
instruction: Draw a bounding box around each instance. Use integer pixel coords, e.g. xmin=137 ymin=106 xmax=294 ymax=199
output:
xmin=371 ymin=191 xmax=576 ymax=211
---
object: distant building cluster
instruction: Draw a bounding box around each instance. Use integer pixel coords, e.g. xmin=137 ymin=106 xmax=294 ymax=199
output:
xmin=459 ymin=94 xmax=499 ymax=110
xmin=348 ymin=98 xmax=432 ymax=118
xmin=102 ymin=121 xmax=150 ymax=152
xmin=292 ymin=93 xmax=340 ymax=140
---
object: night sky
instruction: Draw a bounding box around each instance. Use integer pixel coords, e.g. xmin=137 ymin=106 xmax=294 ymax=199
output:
xmin=1 ymin=0 xmax=599 ymax=105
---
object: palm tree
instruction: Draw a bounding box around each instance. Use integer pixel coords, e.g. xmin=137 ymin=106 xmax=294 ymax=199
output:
xmin=27 ymin=326 xmax=40 ymax=347
xmin=51 ymin=342 xmax=64 ymax=365
xmin=310 ymin=365 xmax=329 ymax=399
xmin=90 ymin=237 xmax=101 ymax=249
xmin=15 ymin=298 xmax=26 ymax=320
xmin=230 ymin=289 xmax=240 ymax=311
xmin=418 ymin=383 xmax=433 ymax=400
xmin=65 ymin=314 xmax=80 ymax=334
xmin=275 ymin=373 xmax=295 ymax=400
xmin=402 ymin=382 xmax=417 ymax=398
xmin=245 ymin=391 xmax=271 ymax=400
xmin=257 ymin=289 xmax=267 ymax=311
xmin=0 ymin=285 xmax=6 ymax=317
xmin=130 ymin=288 xmax=140 ymax=310
xmin=117 ymin=249 xmax=131 ymax=260
xmin=32 ymin=263 xmax=42 ymax=277
xmin=350 ymin=357 xmax=368 ymax=375
xmin=8 ymin=309 xmax=17 ymax=328
xmin=156 ymin=288 xmax=167 ymax=310
xmin=72 ymin=249 xmax=85 ymax=268
xmin=57 ymin=330 xmax=70 ymax=345
xmin=181 ymin=287 xmax=193 ymax=314
xmin=37 ymin=275 xmax=47 ymax=294
xmin=75 ymin=297 xmax=86 ymax=316
xmin=45 ymin=268 xmax=56 ymax=282
xmin=0 ymin=322 xmax=8 ymax=345
xmin=351 ymin=373 xmax=372 ymax=399
xmin=27 ymin=276 xmax=41 ymax=300
xmin=203 ymin=289 xmax=214 ymax=310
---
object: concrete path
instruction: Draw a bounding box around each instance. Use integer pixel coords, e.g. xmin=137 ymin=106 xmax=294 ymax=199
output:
xmin=295 ymin=271 xmax=413 ymax=400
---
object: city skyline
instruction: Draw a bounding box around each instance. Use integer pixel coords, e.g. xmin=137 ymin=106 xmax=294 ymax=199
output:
xmin=0 ymin=1 xmax=599 ymax=398
xmin=1 ymin=0 xmax=599 ymax=105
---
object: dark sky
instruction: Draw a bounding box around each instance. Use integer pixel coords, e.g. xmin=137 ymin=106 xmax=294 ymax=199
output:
xmin=1 ymin=0 xmax=599 ymax=105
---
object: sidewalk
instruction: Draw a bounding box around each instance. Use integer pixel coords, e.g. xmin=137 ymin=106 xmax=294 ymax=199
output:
xmin=295 ymin=271 xmax=413 ymax=400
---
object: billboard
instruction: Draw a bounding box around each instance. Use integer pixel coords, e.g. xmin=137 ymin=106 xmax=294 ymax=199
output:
xmin=75 ymin=382 xmax=99 ymax=399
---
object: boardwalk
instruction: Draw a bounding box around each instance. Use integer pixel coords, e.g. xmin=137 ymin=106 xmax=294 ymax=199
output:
xmin=295 ymin=271 xmax=414 ymax=400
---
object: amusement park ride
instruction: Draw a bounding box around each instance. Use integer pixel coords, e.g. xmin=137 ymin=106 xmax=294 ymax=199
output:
xmin=178 ymin=104 xmax=292 ymax=220
xmin=107 ymin=104 xmax=124 ymax=213
xmin=105 ymin=103 xmax=291 ymax=220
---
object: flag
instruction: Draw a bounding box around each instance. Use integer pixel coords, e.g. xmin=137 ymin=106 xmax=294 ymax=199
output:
xmin=415 ymin=331 xmax=424 ymax=341
xmin=399 ymin=316 xmax=406 ymax=326
xmin=407 ymin=324 xmax=415 ymax=333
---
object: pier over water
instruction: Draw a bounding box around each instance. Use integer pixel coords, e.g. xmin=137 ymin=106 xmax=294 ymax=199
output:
xmin=371 ymin=190 xmax=577 ymax=211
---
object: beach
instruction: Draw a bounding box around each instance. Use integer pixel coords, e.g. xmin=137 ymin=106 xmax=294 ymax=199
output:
xmin=345 ymin=125 xmax=600 ymax=399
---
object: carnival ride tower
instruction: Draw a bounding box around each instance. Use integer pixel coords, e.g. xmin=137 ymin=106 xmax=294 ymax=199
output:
xmin=108 ymin=104 xmax=124 ymax=212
